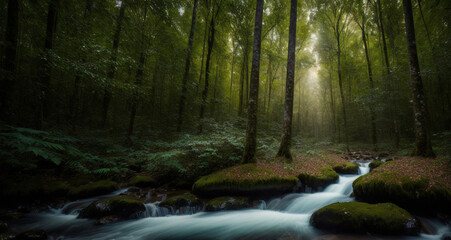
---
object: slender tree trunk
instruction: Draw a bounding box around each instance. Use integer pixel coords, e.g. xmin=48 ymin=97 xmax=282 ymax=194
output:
xmin=243 ymin=0 xmax=264 ymax=163
xmin=177 ymin=0 xmax=199 ymax=131
xmin=417 ymin=0 xmax=447 ymax=115
xmin=196 ymin=10 xmax=210 ymax=95
xmin=402 ymin=0 xmax=434 ymax=157
xmin=69 ymin=0 xmax=93 ymax=132
xmin=36 ymin=0 xmax=59 ymax=129
xmin=101 ymin=1 xmax=126 ymax=128
xmin=127 ymin=6 xmax=147 ymax=141
xmin=238 ymin=52 xmax=245 ymax=116
xmin=337 ymin=32 xmax=350 ymax=153
xmin=328 ymin=67 xmax=336 ymax=142
xmin=361 ymin=20 xmax=378 ymax=150
xmin=277 ymin=0 xmax=297 ymax=161
xmin=263 ymin=57 xmax=271 ymax=114
xmin=212 ymin=61 xmax=218 ymax=115
xmin=244 ymin=42 xmax=249 ymax=109
xmin=0 ymin=0 xmax=19 ymax=123
xmin=198 ymin=3 xmax=217 ymax=133
xmin=377 ymin=0 xmax=399 ymax=148
xmin=229 ymin=41 xmax=235 ymax=113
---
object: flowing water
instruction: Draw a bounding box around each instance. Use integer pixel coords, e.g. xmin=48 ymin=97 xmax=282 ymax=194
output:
xmin=11 ymin=162 xmax=450 ymax=240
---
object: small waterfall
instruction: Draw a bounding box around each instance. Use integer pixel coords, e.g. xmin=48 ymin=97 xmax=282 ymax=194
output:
xmin=142 ymin=202 xmax=170 ymax=217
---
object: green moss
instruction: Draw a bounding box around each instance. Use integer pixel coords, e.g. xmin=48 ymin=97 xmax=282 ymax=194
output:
xmin=333 ymin=163 xmax=359 ymax=174
xmin=128 ymin=175 xmax=157 ymax=188
xmin=192 ymin=164 xmax=298 ymax=198
xmin=369 ymin=160 xmax=383 ymax=171
xmin=353 ymin=172 xmax=451 ymax=214
xmin=159 ymin=193 xmax=203 ymax=209
xmin=78 ymin=196 xmax=144 ymax=220
xmin=68 ymin=180 xmax=117 ymax=199
xmin=311 ymin=202 xmax=420 ymax=235
xmin=205 ymin=196 xmax=250 ymax=211
xmin=298 ymin=167 xmax=338 ymax=190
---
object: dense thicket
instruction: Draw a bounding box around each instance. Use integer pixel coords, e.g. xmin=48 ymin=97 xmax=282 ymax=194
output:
xmin=1 ymin=0 xmax=450 ymax=157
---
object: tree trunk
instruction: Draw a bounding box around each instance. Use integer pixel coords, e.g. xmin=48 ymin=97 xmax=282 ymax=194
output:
xmin=177 ymin=0 xmax=198 ymax=131
xmin=127 ymin=6 xmax=148 ymax=141
xmin=402 ymin=0 xmax=434 ymax=157
xmin=198 ymin=3 xmax=217 ymax=133
xmin=238 ymin=52 xmax=245 ymax=116
xmin=277 ymin=0 xmax=297 ymax=161
xmin=36 ymin=0 xmax=59 ymax=129
xmin=361 ymin=19 xmax=378 ymax=150
xmin=244 ymin=42 xmax=249 ymax=109
xmin=328 ymin=66 xmax=336 ymax=142
xmin=196 ymin=9 xmax=210 ymax=96
xmin=0 ymin=0 xmax=19 ymax=123
xmin=377 ymin=0 xmax=399 ymax=148
xmin=229 ymin=41 xmax=235 ymax=113
xmin=242 ymin=0 xmax=264 ymax=163
xmin=69 ymin=0 xmax=93 ymax=132
xmin=101 ymin=1 xmax=126 ymax=128
xmin=337 ymin=32 xmax=350 ymax=153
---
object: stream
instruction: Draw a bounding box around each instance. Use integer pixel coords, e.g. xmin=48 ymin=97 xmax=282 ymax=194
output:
xmin=11 ymin=162 xmax=451 ymax=240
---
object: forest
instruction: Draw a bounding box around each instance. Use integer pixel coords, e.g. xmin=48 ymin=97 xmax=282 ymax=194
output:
xmin=0 ymin=0 xmax=450 ymax=239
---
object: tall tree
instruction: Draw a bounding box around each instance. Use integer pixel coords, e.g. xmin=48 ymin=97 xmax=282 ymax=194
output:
xmin=36 ymin=0 xmax=60 ymax=129
xmin=69 ymin=0 xmax=93 ymax=132
xmin=177 ymin=0 xmax=199 ymax=131
xmin=277 ymin=0 xmax=297 ymax=161
xmin=126 ymin=4 xmax=148 ymax=142
xmin=0 ymin=0 xmax=19 ymax=123
xmin=101 ymin=1 xmax=126 ymax=128
xmin=402 ymin=0 xmax=434 ymax=157
xmin=242 ymin=0 xmax=264 ymax=163
xmin=199 ymin=0 xmax=219 ymax=133
xmin=353 ymin=1 xmax=377 ymax=150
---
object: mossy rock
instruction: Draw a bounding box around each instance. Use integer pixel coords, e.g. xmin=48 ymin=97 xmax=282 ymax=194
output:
xmin=15 ymin=229 xmax=48 ymax=240
xmin=352 ymin=172 xmax=451 ymax=214
xmin=298 ymin=167 xmax=338 ymax=191
xmin=78 ymin=196 xmax=144 ymax=220
xmin=159 ymin=193 xmax=203 ymax=209
xmin=127 ymin=175 xmax=157 ymax=188
xmin=310 ymin=202 xmax=420 ymax=235
xmin=205 ymin=196 xmax=250 ymax=211
xmin=68 ymin=180 xmax=117 ymax=199
xmin=333 ymin=163 xmax=359 ymax=174
xmin=369 ymin=160 xmax=383 ymax=171
xmin=192 ymin=164 xmax=299 ymax=198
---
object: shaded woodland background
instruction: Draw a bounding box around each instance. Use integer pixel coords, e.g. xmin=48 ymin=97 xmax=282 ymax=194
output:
xmin=0 ymin=0 xmax=450 ymax=173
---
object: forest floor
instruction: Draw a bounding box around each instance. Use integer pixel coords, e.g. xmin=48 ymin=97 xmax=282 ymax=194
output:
xmin=0 ymin=121 xmax=450 ymax=234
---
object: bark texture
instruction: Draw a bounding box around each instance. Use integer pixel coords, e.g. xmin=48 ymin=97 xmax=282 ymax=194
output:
xmin=277 ymin=0 xmax=297 ymax=161
xmin=242 ymin=0 xmax=264 ymax=163
xmin=177 ymin=0 xmax=199 ymax=131
xmin=402 ymin=0 xmax=435 ymax=157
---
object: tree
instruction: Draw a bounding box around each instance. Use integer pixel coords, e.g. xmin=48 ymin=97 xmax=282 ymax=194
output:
xmin=277 ymin=0 xmax=297 ymax=161
xmin=242 ymin=0 xmax=264 ymax=163
xmin=101 ymin=1 xmax=126 ymax=128
xmin=36 ymin=0 xmax=60 ymax=129
xmin=352 ymin=0 xmax=377 ymax=150
xmin=0 ymin=0 xmax=19 ymax=123
xmin=401 ymin=0 xmax=434 ymax=157
xmin=177 ymin=0 xmax=199 ymax=131
xmin=199 ymin=0 xmax=220 ymax=133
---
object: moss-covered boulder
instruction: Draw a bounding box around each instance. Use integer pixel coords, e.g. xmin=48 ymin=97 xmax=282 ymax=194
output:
xmin=68 ymin=180 xmax=117 ymax=199
xmin=127 ymin=175 xmax=157 ymax=188
xmin=369 ymin=160 xmax=383 ymax=171
xmin=159 ymin=193 xmax=203 ymax=209
xmin=205 ymin=196 xmax=250 ymax=211
xmin=192 ymin=164 xmax=299 ymax=198
xmin=310 ymin=202 xmax=420 ymax=235
xmin=333 ymin=163 xmax=359 ymax=174
xmin=14 ymin=229 xmax=48 ymax=240
xmin=352 ymin=158 xmax=451 ymax=214
xmin=78 ymin=196 xmax=145 ymax=221
xmin=298 ymin=167 xmax=338 ymax=191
